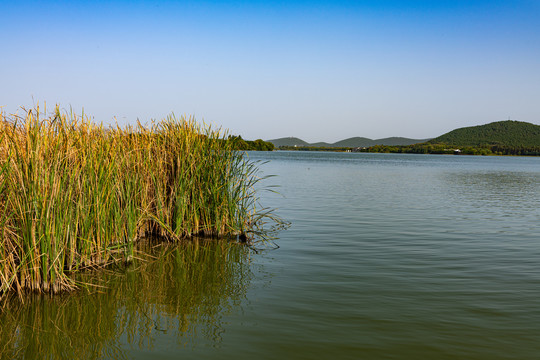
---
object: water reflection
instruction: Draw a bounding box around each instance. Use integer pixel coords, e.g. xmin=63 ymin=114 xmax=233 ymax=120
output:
xmin=0 ymin=240 xmax=252 ymax=359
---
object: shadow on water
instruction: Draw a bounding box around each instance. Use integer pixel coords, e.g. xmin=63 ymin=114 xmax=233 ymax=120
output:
xmin=0 ymin=239 xmax=252 ymax=360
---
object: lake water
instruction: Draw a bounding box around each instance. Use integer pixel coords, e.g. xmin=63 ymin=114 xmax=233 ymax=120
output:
xmin=1 ymin=151 xmax=540 ymax=359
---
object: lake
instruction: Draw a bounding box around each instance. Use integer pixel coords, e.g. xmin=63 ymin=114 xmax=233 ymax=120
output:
xmin=1 ymin=151 xmax=540 ymax=359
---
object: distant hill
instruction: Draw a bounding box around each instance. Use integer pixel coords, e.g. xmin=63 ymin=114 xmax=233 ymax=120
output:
xmin=428 ymin=120 xmax=540 ymax=147
xmin=267 ymin=136 xmax=428 ymax=148
xmin=331 ymin=137 xmax=375 ymax=147
xmin=375 ymin=137 xmax=430 ymax=146
xmin=267 ymin=137 xmax=310 ymax=147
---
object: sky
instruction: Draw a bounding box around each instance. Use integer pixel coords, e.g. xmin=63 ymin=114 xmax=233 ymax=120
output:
xmin=1 ymin=0 xmax=539 ymax=142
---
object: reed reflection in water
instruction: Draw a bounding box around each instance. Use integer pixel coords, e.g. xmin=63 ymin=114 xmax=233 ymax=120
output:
xmin=0 ymin=239 xmax=252 ymax=359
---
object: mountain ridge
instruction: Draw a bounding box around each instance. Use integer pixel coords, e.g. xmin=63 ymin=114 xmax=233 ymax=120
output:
xmin=267 ymin=136 xmax=429 ymax=148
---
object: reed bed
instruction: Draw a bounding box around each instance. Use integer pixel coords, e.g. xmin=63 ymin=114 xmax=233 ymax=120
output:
xmin=0 ymin=105 xmax=274 ymax=296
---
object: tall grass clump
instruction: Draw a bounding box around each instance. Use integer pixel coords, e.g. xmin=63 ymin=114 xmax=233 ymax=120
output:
xmin=0 ymin=104 xmax=279 ymax=296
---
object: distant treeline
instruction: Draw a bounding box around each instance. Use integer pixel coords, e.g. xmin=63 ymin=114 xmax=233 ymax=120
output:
xmin=278 ymin=146 xmax=352 ymax=152
xmin=279 ymin=144 xmax=540 ymax=156
xmin=359 ymin=144 xmax=540 ymax=156
xmin=228 ymin=136 xmax=275 ymax=151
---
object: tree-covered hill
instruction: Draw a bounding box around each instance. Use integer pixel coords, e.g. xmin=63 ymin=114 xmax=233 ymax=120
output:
xmin=329 ymin=137 xmax=376 ymax=147
xmin=361 ymin=120 xmax=540 ymax=156
xmin=428 ymin=121 xmax=540 ymax=147
xmin=374 ymin=137 xmax=430 ymax=146
xmin=266 ymin=137 xmax=310 ymax=147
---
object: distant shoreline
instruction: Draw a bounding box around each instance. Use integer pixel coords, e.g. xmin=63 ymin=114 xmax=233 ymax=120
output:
xmin=275 ymin=145 xmax=540 ymax=156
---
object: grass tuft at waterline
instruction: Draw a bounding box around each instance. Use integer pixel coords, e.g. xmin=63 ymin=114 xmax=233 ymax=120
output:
xmin=0 ymin=105 xmax=284 ymax=296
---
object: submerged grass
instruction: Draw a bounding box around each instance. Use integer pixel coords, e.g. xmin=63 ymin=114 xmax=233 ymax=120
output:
xmin=0 ymin=104 xmax=281 ymax=296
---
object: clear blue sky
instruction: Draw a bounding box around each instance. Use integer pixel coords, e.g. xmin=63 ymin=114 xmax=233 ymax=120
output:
xmin=1 ymin=0 xmax=539 ymax=142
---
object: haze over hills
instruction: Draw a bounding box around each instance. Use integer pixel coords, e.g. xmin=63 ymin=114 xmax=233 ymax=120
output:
xmin=267 ymin=136 xmax=429 ymax=148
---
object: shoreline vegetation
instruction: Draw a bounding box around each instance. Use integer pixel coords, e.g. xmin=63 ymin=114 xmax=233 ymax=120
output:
xmin=277 ymin=144 xmax=540 ymax=156
xmin=227 ymin=135 xmax=275 ymax=151
xmin=0 ymin=105 xmax=283 ymax=297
